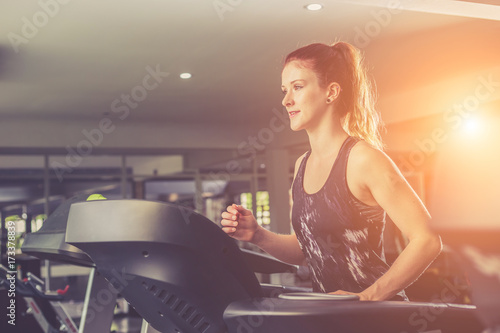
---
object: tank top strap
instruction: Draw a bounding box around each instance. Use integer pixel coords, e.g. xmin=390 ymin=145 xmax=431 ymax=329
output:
xmin=297 ymin=150 xmax=311 ymax=181
xmin=292 ymin=150 xmax=311 ymax=202
xmin=335 ymin=136 xmax=361 ymax=175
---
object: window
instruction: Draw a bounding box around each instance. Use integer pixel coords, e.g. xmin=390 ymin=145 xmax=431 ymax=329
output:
xmin=240 ymin=191 xmax=270 ymax=228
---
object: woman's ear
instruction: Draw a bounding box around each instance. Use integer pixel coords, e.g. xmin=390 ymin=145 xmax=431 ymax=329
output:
xmin=326 ymin=82 xmax=341 ymax=104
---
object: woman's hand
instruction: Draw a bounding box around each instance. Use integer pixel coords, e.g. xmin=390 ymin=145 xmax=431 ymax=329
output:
xmin=221 ymin=204 xmax=260 ymax=243
xmin=328 ymin=290 xmax=371 ymax=301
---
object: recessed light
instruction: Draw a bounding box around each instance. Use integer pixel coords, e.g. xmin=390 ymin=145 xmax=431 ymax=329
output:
xmin=180 ymin=73 xmax=192 ymax=79
xmin=305 ymin=3 xmax=323 ymax=11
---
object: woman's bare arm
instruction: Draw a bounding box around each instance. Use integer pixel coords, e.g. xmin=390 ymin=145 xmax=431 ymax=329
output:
xmin=332 ymin=143 xmax=442 ymax=300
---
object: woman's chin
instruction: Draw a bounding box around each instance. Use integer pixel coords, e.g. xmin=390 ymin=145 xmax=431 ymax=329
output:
xmin=290 ymin=122 xmax=304 ymax=132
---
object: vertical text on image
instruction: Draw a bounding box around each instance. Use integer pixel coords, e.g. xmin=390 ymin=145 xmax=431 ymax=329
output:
xmin=6 ymin=220 xmax=18 ymax=326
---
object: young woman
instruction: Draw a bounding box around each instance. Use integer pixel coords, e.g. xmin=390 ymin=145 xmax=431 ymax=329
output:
xmin=220 ymin=42 xmax=442 ymax=301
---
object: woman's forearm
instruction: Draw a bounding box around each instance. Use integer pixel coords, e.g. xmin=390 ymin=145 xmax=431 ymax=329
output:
xmin=363 ymin=232 xmax=442 ymax=301
xmin=251 ymin=227 xmax=306 ymax=266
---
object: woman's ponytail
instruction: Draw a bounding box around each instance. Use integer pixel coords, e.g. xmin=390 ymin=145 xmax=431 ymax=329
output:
xmin=332 ymin=42 xmax=385 ymax=150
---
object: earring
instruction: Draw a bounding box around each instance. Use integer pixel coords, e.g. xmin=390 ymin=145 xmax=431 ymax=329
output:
xmin=326 ymin=98 xmax=332 ymax=103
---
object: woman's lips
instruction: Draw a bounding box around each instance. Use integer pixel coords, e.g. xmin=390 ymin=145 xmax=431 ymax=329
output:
xmin=289 ymin=111 xmax=300 ymax=118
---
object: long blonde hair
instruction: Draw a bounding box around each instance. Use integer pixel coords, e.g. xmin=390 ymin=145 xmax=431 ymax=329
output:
xmin=284 ymin=42 xmax=385 ymax=150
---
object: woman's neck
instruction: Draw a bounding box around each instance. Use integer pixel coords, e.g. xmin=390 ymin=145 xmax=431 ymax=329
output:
xmin=306 ymin=114 xmax=348 ymax=160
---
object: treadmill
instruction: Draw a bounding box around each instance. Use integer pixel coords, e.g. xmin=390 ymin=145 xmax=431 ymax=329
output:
xmin=65 ymin=199 xmax=485 ymax=333
xmin=21 ymin=194 xmax=118 ymax=333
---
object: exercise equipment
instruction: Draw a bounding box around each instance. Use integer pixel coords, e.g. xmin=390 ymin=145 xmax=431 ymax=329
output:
xmin=0 ymin=264 xmax=78 ymax=333
xmin=21 ymin=194 xmax=118 ymax=333
xmin=65 ymin=199 xmax=484 ymax=333
xmin=430 ymin=114 xmax=500 ymax=332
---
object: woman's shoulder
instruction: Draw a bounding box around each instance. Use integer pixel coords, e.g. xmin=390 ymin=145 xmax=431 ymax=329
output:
xmin=349 ymin=139 xmax=394 ymax=176
xmin=347 ymin=139 xmax=400 ymax=204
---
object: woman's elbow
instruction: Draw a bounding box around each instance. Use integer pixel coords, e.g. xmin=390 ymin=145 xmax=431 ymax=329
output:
xmin=410 ymin=231 xmax=442 ymax=257
xmin=426 ymin=232 xmax=443 ymax=258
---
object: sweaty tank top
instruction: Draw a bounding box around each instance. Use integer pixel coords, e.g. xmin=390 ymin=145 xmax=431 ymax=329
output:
xmin=292 ymin=136 xmax=407 ymax=300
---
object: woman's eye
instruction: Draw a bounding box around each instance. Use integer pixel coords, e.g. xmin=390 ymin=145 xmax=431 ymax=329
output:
xmin=294 ymin=85 xmax=303 ymax=90
xmin=282 ymin=90 xmax=287 ymax=95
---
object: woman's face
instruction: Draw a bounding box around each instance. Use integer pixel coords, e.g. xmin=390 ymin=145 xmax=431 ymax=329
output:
xmin=281 ymin=60 xmax=329 ymax=132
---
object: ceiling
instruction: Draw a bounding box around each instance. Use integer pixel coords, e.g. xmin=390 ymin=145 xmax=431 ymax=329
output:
xmin=1 ymin=1 xmax=498 ymax=124
xmin=0 ymin=0 xmax=499 ymax=207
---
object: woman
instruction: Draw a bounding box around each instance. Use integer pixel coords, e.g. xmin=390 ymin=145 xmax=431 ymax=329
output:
xmin=221 ymin=42 xmax=442 ymax=301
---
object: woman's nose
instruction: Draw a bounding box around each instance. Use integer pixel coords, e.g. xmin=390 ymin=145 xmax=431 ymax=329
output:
xmin=282 ymin=92 xmax=293 ymax=108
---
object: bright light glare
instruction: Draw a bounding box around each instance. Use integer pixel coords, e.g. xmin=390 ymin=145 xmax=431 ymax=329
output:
xmin=462 ymin=116 xmax=482 ymax=135
xmin=180 ymin=73 xmax=192 ymax=79
xmin=305 ymin=3 xmax=323 ymax=11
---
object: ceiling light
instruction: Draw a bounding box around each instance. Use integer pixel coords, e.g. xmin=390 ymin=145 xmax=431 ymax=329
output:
xmin=305 ymin=3 xmax=323 ymax=11
xmin=180 ymin=73 xmax=192 ymax=79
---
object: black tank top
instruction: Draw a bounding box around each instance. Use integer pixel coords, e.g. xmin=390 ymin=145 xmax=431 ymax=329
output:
xmin=292 ymin=136 xmax=407 ymax=300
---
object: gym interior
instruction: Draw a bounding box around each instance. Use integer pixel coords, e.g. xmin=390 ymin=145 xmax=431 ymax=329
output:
xmin=1 ymin=1 xmax=499 ymax=333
